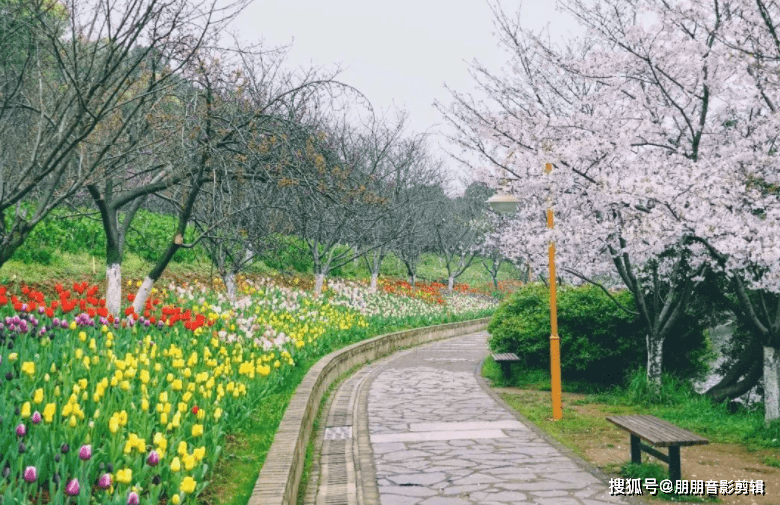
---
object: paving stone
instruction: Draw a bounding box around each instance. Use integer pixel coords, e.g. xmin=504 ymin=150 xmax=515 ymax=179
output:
xmin=439 ymin=484 xmax=490 ymax=495
xmin=536 ymin=498 xmax=583 ymax=505
xmin=488 ymin=490 xmax=528 ymax=502
xmin=419 ymin=496 xmax=471 ymax=505
xmin=380 ymin=494 xmax=421 ymax=505
xmin=381 ymin=450 xmax=431 ymax=461
xmin=533 ymin=489 xmax=572 ymax=497
xmin=373 ymin=442 xmax=408 ymax=454
xmin=449 ymin=473 xmax=505 ymax=485
xmin=388 ymin=473 xmax=447 ymax=486
xmin=378 ymin=485 xmax=438 ymax=497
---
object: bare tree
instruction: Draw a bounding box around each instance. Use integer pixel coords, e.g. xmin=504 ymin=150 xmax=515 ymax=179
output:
xmin=0 ymin=0 xmax=247 ymax=270
xmin=355 ymin=128 xmax=444 ymax=291
xmin=393 ymin=183 xmax=446 ymax=286
xmin=432 ymin=183 xmax=490 ymax=292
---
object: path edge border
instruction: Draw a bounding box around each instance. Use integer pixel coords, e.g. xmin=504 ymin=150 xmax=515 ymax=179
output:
xmin=248 ymin=317 xmax=491 ymax=505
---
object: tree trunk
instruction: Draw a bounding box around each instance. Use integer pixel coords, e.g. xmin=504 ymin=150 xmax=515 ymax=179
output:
xmin=646 ymin=334 xmax=664 ymax=388
xmin=224 ymin=271 xmax=237 ymax=303
xmin=314 ymin=273 xmax=326 ymax=295
xmin=705 ymin=337 xmax=762 ymax=402
xmin=765 ymin=346 xmax=780 ymax=426
xmin=491 ymin=272 xmax=499 ymax=290
xmin=370 ymin=272 xmax=379 ymax=293
xmin=133 ymin=233 xmax=185 ymax=314
xmin=106 ymin=263 xmax=122 ymax=317
xmin=705 ymin=359 xmax=762 ymax=403
xmin=447 ymin=275 xmax=455 ymax=293
xmin=132 ymin=276 xmax=155 ymax=317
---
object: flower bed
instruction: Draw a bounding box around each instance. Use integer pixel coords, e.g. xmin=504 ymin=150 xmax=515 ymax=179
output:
xmin=0 ymin=276 xmax=496 ymax=504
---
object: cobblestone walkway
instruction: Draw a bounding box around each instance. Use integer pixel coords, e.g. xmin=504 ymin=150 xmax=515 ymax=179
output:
xmin=306 ymin=330 xmax=637 ymax=505
xmin=366 ymin=331 xmax=628 ymax=505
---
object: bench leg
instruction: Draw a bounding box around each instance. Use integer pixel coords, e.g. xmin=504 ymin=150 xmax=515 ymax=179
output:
xmin=500 ymin=362 xmax=511 ymax=377
xmin=630 ymin=435 xmax=642 ymax=465
xmin=668 ymin=446 xmax=681 ymax=482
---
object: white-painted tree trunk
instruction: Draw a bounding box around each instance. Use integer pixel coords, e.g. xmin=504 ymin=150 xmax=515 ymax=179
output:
xmin=370 ymin=272 xmax=379 ymax=293
xmin=764 ymin=346 xmax=780 ymax=426
xmin=447 ymin=276 xmax=455 ymax=293
xmin=224 ymin=272 xmax=237 ymax=303
xmin=132 ymin=276 xmax=155 ymax=315
xmin=646 ymin=334 xmax=664 ymax=389
xmin=408 ymin=274 xmax=416 ymax=286
xmin=106 ymin=263 xmax=122 ymax=317
xmin=314 ymin=274 xmax=325 ymax=295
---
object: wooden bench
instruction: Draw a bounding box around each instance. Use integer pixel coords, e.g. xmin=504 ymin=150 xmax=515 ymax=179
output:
xmin=606 ymin=415 xmax=709 ymax=481
xmin=492 ymin=353 xmax=520 ymax=376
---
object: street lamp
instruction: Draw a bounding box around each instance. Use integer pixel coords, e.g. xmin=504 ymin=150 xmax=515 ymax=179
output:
xmin=487 ymin=162 xmax=562 ymax=421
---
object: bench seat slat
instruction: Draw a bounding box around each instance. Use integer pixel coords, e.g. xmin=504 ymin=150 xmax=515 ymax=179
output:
xmin=606 ymin=415 xmax=709 ymax=447
xmin=492 ymin=353 xmax=520 ymax=362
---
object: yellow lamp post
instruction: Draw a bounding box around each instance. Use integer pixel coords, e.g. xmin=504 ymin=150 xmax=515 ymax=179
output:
xmin=487 ymin=162 xmax=562 ymax=420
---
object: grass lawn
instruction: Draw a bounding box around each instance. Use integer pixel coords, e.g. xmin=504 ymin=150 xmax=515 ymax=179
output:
xmin=482 ymin=358 xmax=780 ymax=504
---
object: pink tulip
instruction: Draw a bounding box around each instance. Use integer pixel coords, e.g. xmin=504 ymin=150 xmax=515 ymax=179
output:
xmin=127 ymin=491 xmax=140 ymax=505
xmin=98 ymin=473 xmax=112 ymax=489
xmin=147 ymin=450 xmax=160 ymax=466
xmin=23 ymin=466 xmax=37 ymax=482
xmin=16 ymin=423 xmax=26 ymax=437
xmin=79 ymin=444 xmax=92 ymax=461
xmin=65 ymin=478 xmax=80 ymax=496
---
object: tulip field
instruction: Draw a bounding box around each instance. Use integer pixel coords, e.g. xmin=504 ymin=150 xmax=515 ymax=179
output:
xmin=0 ymin=275 xmax=497 ymax=504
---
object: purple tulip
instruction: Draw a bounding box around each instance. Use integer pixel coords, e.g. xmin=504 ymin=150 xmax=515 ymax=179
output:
xmin=127 ymin=491 xmax=140 ymax=505
xmin=79 ymin=444 xmax=92 ymax=461
xmin=146 ymin=450 xmax=160 ymax=466
xmin=15 ymin=423 xmax=26 ymax=437
xmin=98 ymin=473 xmax=112 ymax=489
xmin=31 ymin=411 xmax=41 ymax=424
xmin=65 ymin=478 xmax=80 ymax=496
xmin=23 ymin=466 xmax=37 ymax=482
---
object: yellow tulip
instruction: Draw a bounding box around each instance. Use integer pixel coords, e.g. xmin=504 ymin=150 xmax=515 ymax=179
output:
xmin=43 ymin=403 xmax=56 ymax=423
xmin=21 ymin=362 xmax=35 ymax=376
xmin=116 ymin=468 xmax=132 ymax=484
xmin=180 ymin=476 xmax=196 ymax=494
xmin=183 ymin=454 xmax=196 ymax=471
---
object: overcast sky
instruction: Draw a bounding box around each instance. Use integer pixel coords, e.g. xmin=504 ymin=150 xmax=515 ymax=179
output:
xmin=230 ymin=1 xmax=583 ymax=188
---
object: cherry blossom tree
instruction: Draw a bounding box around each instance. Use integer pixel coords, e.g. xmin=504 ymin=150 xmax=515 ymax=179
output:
xmin=441 ymin=0 xmax=780 ymax=422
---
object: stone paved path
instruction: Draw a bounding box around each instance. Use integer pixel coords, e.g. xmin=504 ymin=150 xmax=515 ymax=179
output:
xmin=307 ymin=330 xmax=637 ymax=505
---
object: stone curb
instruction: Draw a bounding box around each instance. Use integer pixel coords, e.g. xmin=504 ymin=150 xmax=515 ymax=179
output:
xmin=249 ymin=317 xmax=491 ymax=505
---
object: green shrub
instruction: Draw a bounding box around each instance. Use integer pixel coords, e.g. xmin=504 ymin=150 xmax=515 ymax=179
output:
xmin=488 ymin=283 xmax=710 ymax=387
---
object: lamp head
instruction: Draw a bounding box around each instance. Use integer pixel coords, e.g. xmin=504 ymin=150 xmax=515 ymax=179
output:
xmin=487 ymin=192 xmax=520 ymax=214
